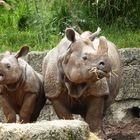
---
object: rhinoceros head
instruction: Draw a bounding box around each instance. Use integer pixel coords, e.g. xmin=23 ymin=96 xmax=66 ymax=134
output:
xmin=0 ymin=46 xmax=29 ymax=85
xmin=61 ymin=28 xmax=112 ymax=84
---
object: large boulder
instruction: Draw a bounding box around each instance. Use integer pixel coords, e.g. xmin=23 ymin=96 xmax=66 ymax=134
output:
xmin=0 ymin=120 xmax=90 ymax=140
xmin=116 ymin=48 xmax=140 ymax=100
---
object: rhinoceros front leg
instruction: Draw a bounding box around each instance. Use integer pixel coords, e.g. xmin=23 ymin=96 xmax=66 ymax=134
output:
xmin=19 ymin=93 xmax=37 ymax=123
xmin=2 ymin=96 xmax=16 ymax=123
xmin=85 ymin=96 xmax=107 ymax=139
xmin=51 ymin=99 xmax=73 ymax=119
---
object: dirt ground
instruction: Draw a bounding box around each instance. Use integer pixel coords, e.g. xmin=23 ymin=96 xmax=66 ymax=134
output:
xmin=104 ymin=120 xmax=140 ymax=140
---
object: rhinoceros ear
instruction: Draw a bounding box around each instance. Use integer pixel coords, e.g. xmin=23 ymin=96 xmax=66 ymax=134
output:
xmin=97 ymin=36 xmax=108 ymax=54
xmin=65 ymin=28 xmax=76 ymax=42
xmin=15 ymin=45 xmax=29 ymax=59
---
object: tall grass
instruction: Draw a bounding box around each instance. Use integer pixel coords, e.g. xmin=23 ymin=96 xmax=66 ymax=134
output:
xmin=0 ymin=0 xmax=61 ymax=52
xmin=0 ymin=0 xmax=140 ymax=52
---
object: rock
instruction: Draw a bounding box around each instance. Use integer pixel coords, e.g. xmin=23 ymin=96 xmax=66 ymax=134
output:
xmin=104 ymin=121 xmax=140 ymax=140
xmin=37 ymin=105 xmax=58 ymax=121
xmin=105 ymin=100 xmax=140 ymax=123
xmin=27 ymin=51 xmax=47 ymax=73
xmin=116 ymin=65 xmax=140 ymax=100
xmin=115 ymin=48 xmax=140 ymax=101
xmin=0 ymin=96 xmax=6 ymax=122
xmin=0 ymin=120 xmax=90 ymax=140
xmin=119 ymin=48 xmax=140 ymax=66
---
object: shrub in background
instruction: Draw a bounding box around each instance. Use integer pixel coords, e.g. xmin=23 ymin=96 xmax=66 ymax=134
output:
xmin=0 ymin=0 xmax=139 ymax=51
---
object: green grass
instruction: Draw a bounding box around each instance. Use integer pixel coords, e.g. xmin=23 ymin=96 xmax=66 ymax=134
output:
xmin=0 ymin=0 xmax=139 ymax=53
xmin=102 ymin=27 xmax=140 ymax=49
xmin=0 ymin=0 xmax=61 ymax=52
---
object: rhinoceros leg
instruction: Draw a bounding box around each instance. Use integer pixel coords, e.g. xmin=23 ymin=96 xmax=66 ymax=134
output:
xmin=85 ymin=96 xmax=107 ymax=139
xmin=2 ymin=96 xmax=16 ymax=123
xmin=19 ymin=93 xmax=37 ymax=123
xmin=51 ymin=99 xmax=73 ymax=119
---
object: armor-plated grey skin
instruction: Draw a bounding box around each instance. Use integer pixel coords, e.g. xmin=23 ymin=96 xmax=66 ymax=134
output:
xmin=0 ymin=46 xmax=46 ymax=123
xmin=43 ymin=28 xmax=121 ymax=139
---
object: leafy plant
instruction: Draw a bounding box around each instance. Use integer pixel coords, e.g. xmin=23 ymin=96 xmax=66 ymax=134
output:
xmin=0 ymin=0 xmax=139 ymax=52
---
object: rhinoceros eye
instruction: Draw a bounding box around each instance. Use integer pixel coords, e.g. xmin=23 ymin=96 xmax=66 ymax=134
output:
xmin=6 ymin=63 xmax=11 ymax=69
xmin=82 ymin=56 xmax=88 ymax=61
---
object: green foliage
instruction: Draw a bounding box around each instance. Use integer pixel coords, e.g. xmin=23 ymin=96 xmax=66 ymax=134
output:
xmin=103 ymin=26 xmax=140 ymax=48
xmin=0 ymin=0 xmax=139 ymax=52
xmin=88 ymin=0 xmax=140 ymax=29
xmin=0 ymin=0 xmax=61 ymax=52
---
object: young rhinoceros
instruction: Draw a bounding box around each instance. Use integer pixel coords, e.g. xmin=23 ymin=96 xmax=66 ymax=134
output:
xmin=0 ymin=46 xmax=46 ymax=123
xmin=43 ymin=28 xmax=121 ymax=139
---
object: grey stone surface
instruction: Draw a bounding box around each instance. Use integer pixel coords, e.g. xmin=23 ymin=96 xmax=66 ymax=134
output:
xmin=0 ymin=120 xmax=90 ymax=140
xmin=105 ymin=100 xmax=140 ymax=123
xmin=116 ymin=65 xmax=140 ymax=100
xmin=119 ymin=48 xmax=140 ymax=66
xmin=27 ymin=51 xmax=47 ymax=73
xmin=37 ymin=104 xmax=58 ymax=121
xmin=0 ymin=96 xmax=6 ymax=123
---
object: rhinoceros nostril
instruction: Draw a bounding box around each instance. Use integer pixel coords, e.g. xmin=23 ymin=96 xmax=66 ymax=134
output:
xmin=98 ymin=61 xmax=105 ymax=70
xmin=99 ymin=61 xmax=104 ymax=65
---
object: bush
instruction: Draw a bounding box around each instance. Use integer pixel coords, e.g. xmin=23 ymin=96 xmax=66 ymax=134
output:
xmin=0 ymin=0 xmax=139 ymax=52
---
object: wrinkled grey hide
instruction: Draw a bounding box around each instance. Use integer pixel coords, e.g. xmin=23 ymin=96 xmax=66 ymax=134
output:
xmin=0 ymin=46 xmax=46 ymax=123
xmin=43 ymin=27 xmax=121 ymax=139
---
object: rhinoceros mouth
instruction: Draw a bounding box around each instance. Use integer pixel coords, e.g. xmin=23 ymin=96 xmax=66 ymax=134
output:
xmin=97 ymin=70 xmax=110 ymax=78
xmin=0 ymin=72 xmax=5 ymax=82
xmin=89 ymin=67 xmax=110 ymax=79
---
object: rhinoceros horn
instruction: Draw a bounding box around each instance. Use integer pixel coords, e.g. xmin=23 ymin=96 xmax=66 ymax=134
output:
xmin=97 ymin=36 xmax=108 ymax=54
xmin=89 ymin=27 xmax=101 ymax=41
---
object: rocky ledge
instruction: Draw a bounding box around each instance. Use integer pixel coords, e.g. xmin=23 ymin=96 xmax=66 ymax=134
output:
xmin=0 ymin=120 xmax=93 ymax=140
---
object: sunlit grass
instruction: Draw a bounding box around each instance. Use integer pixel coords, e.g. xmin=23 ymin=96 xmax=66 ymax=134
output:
xmin=102 ymin=27 xmax=140 ymax=48
xmin=0 ymin=0 xmax=139 ymax=53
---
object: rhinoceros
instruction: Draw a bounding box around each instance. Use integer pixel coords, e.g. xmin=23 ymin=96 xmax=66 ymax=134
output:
xmin=0 ymin=46 xmax=46 ymax=123
xmin=43 ymin=28 xmax=121 ymax=139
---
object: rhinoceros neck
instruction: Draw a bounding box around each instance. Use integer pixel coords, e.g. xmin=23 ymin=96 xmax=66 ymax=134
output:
xmin=4 ymin=64 xmax=27 ymax=92
xmin=64 ymin=76 xmax=88 ymax=98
